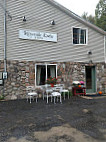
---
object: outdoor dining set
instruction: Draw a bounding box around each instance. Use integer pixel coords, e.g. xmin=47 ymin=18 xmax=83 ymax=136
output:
xmin=26 ymin=84 xmax=70 ymax=104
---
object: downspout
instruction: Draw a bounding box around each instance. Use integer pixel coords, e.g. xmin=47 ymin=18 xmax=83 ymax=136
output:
xmin=104 ymin=35 xmax=106 ymax=63
xmin=4 ymin=0 xmax=7 ymax=72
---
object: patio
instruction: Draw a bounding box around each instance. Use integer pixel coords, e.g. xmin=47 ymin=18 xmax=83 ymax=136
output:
xmin=0 ymin=95 xmax=106 ymax=142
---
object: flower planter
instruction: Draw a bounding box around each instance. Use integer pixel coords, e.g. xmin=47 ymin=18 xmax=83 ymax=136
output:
xmin=46 ymin=77 xmax=57 ymax=87
xmin=50 ymin=84 xmax=54 ymax=87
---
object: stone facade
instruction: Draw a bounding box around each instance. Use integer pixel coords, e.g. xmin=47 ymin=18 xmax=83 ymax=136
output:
xmin=0 ymin=60 xmax=106 ymax=99
xmin=96 ymin=63 xmax=106 ymax=93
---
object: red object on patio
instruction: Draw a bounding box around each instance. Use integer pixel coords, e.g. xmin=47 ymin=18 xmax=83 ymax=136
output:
xmin=50 ymin=83 xmax=54 ymax=87
xmin=72 ymin=87 xmax=86 ymax=96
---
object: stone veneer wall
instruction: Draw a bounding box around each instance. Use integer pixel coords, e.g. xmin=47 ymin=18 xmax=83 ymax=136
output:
xmin=96 ymin=63 xmax=106 ymax=93
xmin=0 ymin=60 xmax=36 ymax=99
xmin=0 ymin=60 xmax=106 ymax=99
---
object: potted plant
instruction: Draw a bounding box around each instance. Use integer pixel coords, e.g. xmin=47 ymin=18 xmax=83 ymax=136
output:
xmin=72 ymin=81 xmax=80 ymax=87
xmin=80 ymin=81 xmax=85 ymax=87
xmin=46 ymin=76 xmax=57 ymax=87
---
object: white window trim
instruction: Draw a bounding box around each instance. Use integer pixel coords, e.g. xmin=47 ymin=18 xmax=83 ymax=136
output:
xmin=35 ymin=63 xmax=57 ymax=87
xmin=72 ymin=26 xmax=88 ymax=45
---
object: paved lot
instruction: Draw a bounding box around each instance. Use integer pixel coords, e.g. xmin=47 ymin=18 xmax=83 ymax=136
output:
xmin=0 ymin=95 xmax=106 ymax=142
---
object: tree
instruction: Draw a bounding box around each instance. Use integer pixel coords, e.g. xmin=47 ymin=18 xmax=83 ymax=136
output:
xmin=81 ymin=12 xmax=95 ymax=24
xmin=81 ymin=0 xmax=106 ymax=31
xmin=82 ymin=12 xmax=88 ymax=20
xmin=95 ymin=0 xmax=106 ymax=31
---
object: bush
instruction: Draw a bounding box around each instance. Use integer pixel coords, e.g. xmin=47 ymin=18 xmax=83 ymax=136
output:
xmin=0 ymin=95 xmax=4 ymax=100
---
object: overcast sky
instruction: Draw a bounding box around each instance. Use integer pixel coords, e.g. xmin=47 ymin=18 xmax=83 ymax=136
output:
xmin=55 ymin=0 xmax=99 ymax=16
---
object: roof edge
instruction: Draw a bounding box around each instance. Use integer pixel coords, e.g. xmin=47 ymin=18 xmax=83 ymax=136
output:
xmin=45 ymin=0 xmax=106 ymax=35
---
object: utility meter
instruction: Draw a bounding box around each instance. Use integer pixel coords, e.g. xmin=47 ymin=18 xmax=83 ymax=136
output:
xmin=3 ymin=72 xmax=8 ymax=79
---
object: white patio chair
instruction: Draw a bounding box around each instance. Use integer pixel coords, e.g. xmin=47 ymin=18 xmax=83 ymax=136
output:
xmin=45 ymin=86 xmax=53 ymax=104
xmin=26 ymin=86 xmax=38 ymax=104
xmin=59 ymin=84 xmax=70 ymax=100
xmin=53 ymin=86 xmax=61 ymax=92
xmin=51 ymin=92 xmax=62 ymax=104
xmin=41 ymin=84 xmax=53 ymax=103
xmin=41 ymin=84 xmax=49 ymax=100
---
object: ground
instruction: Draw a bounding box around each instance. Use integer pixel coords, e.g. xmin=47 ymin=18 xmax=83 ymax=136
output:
xmin=0 ymin=95 xmax=106 ymax=142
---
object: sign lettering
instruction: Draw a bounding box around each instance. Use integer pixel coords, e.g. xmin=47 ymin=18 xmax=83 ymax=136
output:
xmin=19 ymin=30 xmax=57 ymax=42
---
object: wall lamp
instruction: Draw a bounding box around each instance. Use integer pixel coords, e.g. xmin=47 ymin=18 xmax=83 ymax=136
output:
xmin=89 ymin=60 xmax=93 ymax=64
xmin=51 ymin=20 xmax=55 ymax=25
xmin=23 ymin=16 xmax=26 ymax=22
xmin=87 ymin=50 xmax=92 ymax=55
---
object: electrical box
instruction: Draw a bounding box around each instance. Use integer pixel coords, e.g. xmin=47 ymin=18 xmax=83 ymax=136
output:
xmin=0 ymin=72 xmax=3 ymax=85
xmin=3 ymin=72 xmax=8 ymax=79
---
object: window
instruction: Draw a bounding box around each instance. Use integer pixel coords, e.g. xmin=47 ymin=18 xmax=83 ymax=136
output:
xmin=35 ymin=64 xmax=57 ymax=86
xmin=73 ymin=28 xmax=87 ymax=44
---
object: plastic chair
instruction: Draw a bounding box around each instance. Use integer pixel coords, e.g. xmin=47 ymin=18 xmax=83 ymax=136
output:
xmin=59 ymin=84 xmax=70 ymax=100
xmin=45 ymin=85 xmax=53 ymax=103
xmin=26 ymin=86 xmax=38 ymax=103
xmin=41 ymin=84 xmax=53 ymax=103
xmin=51 ymin=92 xmax=62 ymax=104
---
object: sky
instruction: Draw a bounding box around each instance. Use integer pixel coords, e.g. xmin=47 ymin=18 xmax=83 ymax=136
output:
xmin=55 ymin=0 xmax=100 ymax=16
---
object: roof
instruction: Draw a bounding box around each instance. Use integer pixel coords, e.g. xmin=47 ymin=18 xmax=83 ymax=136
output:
xmin=45 ymin=0 xmax=106 ymax=35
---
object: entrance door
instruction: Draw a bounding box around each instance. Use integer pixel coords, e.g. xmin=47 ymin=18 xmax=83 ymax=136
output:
xmin=86 ymin=66 xmax=96 ymax=93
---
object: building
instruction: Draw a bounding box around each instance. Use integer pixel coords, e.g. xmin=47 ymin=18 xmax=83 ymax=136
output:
xmin=0 ymin=0 xmax=106 ymax=99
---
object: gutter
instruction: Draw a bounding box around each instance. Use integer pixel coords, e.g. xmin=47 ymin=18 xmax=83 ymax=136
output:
xmin=4 ymin=0 xmax=7 ymax=72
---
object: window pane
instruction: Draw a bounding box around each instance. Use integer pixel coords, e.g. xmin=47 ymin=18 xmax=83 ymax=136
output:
xmin=73 ymin=28 xmax=79 ymax=44
xmin=80 ymin=29 xmax=86 ymax=44
xmin=84 ymin=30 xmax=86 ymax=44
xmin=36 ymin=65 xmax=46 ymax=85
xmin=47 ymin=65 xmax=56 ymax=79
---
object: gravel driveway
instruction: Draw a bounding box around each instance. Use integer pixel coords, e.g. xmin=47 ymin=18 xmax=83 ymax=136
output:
xmin=0 ymin=95 xmax=106 ymax=142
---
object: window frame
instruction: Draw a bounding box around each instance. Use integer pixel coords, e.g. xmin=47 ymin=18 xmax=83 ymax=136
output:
xmin=35 ymin=64 xmax=57 ymax=86
xmin=72 ymin=27 xmax=88 ymax=45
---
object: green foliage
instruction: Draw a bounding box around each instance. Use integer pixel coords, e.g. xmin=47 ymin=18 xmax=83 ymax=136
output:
xmin=95 ymin=0 xmax=106 ymax=31
xmin=95 ymin=0 xmax=105 ymax=18
xmin=82 ymin=12 xmax=95 ymax=24
xmin=61 ymin=91 xmax=73 ymax=97
xmin=46 ymin=77 xmax=57 ymax=84
xmin=69 ymin=91 xmax=73 ymax=96
xmin=81 ymin=0 xmax=106 ymax=31
xmin=0 ymin=95 xmax=4 ymax=100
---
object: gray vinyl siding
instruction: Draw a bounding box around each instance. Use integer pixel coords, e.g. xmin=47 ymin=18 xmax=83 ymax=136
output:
xmin=0 ymin=0 xmax=105 ymax=63
xmin=0 ymin=2 xmax=4 ymax=60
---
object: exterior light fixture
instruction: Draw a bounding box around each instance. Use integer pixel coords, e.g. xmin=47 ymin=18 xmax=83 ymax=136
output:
xmin=88 ymin=50 xmax=92 ymax=55
xmin=51 ymin=20 xmax=55 ymax=25
xmin=23 ymin=16 xmax=26 ymax=22
xmin=89 ymin=60 xmax=93 ymax=64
